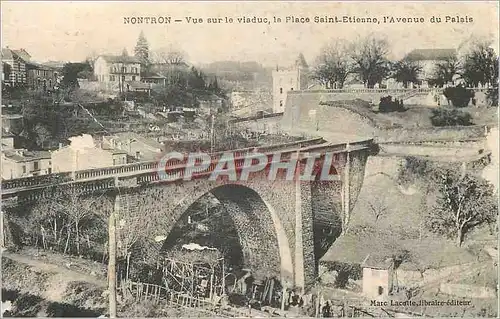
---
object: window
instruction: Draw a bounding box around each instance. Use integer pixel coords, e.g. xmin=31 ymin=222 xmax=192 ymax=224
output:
xmin=290 ymin=88 xmax=293 ymax=91
xmin=132 ymin=75 xmax=136 ymax=81
xmin=280 ymin=87 xmax=283 ymax=94
xmin=33 ymin=161 xmax=39 ymax=171
xmin=22 ymin=165 xmax=26 ymax=174
xmin=122 ymin=75 xmax=125 ymax=82
xmin=122 ymin=67 xmax=127 ymax=73
xmin=113 ymin=158 xmax=117 ymax=165
xmin=279 ymin=100 xmax=283 ymax=107
xmin=135 ymin=151 xmax=141 ymax=159
xmin=132 ymin=67 xmax=137 ymax=74
xmin=109 ymin=75 xmax=115 ymax=81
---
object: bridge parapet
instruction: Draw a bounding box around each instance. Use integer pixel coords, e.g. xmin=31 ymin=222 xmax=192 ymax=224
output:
xmin=2 ymin=139 xmax=374 ymax=198
xmin=290 ymin=87 xmax=489 ymax=95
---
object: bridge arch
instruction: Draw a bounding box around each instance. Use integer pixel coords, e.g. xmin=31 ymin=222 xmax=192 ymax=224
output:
xmin=157 ymin=183 xmax=295 ymax=287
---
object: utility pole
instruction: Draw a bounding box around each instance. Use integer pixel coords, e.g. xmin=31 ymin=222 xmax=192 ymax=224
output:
xmin=108 ymin=195 xmax=118 ymax=318
xmin=210 ymin=114 xmax=215 ymax=154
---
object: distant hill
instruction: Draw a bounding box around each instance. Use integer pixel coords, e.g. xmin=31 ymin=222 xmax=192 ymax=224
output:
xmin=200 ymin=61 xmax=272 ymax=91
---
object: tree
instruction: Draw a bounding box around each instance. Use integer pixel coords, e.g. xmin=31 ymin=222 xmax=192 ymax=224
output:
xmin=367 ymin=195 xmax=388 ymax=223
xmin=430 ymin=108 xmax=473 ymax=126
xmin=33 ymin=124 xmax=52 ymax=149
xmin=134 ymin=31 xmax=150 ymax=69
xmin=85 ymin=51 xmax=99 ymax=70
xmin=151 ymin=46 xmax=188 ymax=65
xmin=350 ymin=35 xmax=390 ymax=88
xmin=430 ymin=56 xmax=460 ymax=87
xmin=426 ymin=170 xmax=497 ymax=246
xmin=61 ymin=62 xmax=93 ymax=89
xmin=311 ymin=40 xmax=353 ymax=89
xmin=121 ymin=47 xmax=129 ymax=57
xmin=115 ymin=196 xmax=151 ymax=281
xmin=461 ymin=41 xmax=498 ymax=88
xmin=442 ymin=86 xmax=475 ymax=107
xmin=391 ymin=58 xmax=422 ymax=88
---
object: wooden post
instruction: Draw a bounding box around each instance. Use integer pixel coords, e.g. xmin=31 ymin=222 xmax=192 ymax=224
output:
xmin=108 ymin=197 xmax=118 ymax=318
xmin=222 ymin=261 xmax=226 ymax=296
xmin=0 ymin=210 xmax=5 ymax=249
xmin=281 ymin=286 xmax=286 ymax=311
xmin=209 ymin=273 xmax=214 ymax=301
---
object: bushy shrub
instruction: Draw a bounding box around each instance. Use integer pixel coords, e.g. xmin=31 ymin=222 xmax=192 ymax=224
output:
xmin=378 ymin=96 xmax=405 ymax=113
xmin=443 ymin=86 xmax=475 ymax=108
xmin=430 ymin=109 xmax=473 ymax=126
xmin=486 ymin=87 xmax=498 ymax=107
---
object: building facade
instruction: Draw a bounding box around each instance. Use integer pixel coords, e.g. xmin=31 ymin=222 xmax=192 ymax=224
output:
xmin=272 ymin=54 xmax=309 ymax=113
xmin=1 ymin=48 xmax=31 ymax=86
xmin=93 ymin=54 xmax=141 ymax=92
xmin=405 ymin=48 xmax=457 ymax=87
xmin=26 ymin=61 xmax=60 ymax=91
xmin=51 ymin=135 xmax=127 ymax=173
xmin=2 ymin=149 xmax=52 ymax=179
xmin=51 ymin=146 xmax=127 ymax=173
xmin=361 ymin=255 xmax=395 ymax=299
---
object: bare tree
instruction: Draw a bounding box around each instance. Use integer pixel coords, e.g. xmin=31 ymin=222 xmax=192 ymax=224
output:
xmin=32 ymin=185 xmax=109 ymax=255
xmin=85 ymin=50 xmax=99 ymax=70
xmin=151 ymin=46 xmax=188 ymax=65
xmin=350 ymin=34 xmax=390 ymax=88
xmin=311 ymin=39 xmax=353 ymax=89
xmin=115 ymin=195 xmax=152 ymax=280
xmin=367 ymin=195 xmax=388 ymax=223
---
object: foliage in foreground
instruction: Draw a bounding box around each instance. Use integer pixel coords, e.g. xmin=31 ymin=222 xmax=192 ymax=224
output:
xmin=397 ymin=157 xmax=498 ymax=247
xmin=430 ymin=109 xmax=473 ymax=127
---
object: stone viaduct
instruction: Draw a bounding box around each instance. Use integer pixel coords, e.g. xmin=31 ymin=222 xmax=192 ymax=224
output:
xmin=2 ymin=138 xmax=375 ymax=291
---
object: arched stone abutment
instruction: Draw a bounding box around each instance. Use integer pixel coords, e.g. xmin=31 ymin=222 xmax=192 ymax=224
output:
xmin=136 ymin=181 xmax=295 ymax=288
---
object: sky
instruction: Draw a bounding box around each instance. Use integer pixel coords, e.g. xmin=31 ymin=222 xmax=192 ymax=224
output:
xmin=1 ymin=1 xmax=499 ymax=67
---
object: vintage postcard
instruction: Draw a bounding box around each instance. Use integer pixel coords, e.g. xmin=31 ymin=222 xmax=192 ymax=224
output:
xmin=1 ymin=1 xmax=498 ymax=318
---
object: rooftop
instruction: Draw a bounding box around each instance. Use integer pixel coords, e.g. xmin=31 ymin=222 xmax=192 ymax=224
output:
xmin=99 ymin=55 xmax=141 ymax=64
xmin=141 ymin=72 xmax=166 ymax=79
xmin=3 ymin=149 xmax=51 ymax=162
xmin=361 ymin=254 xmax=394 ymax=270
xmin=406 ymin=48 xmax=456 ymax=61
xmin=127 ymin=81 xmax=152 ymax=90
xmin=1 ymin=48 xmax=31 ymax=62
xmin=108 ymin=132 xmax=163 ymax=150
xmin=25 ymin=61 xmax=58 ymax=71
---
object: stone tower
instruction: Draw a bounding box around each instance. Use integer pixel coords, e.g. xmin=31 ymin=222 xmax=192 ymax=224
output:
xmin=272 ymin=53 xmax=309 ymax=113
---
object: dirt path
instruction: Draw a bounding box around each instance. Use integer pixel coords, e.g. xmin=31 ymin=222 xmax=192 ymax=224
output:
xmin=3 ymin=251 xmax=106 ymax=302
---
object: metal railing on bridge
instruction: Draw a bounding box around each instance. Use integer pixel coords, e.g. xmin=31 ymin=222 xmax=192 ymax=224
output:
xmin=4 ymin=137 xmax=367 ymax=193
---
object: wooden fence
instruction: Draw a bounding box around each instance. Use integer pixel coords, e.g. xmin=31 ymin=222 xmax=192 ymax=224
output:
xmin=118 ymin=281 xmax=250 ymax=317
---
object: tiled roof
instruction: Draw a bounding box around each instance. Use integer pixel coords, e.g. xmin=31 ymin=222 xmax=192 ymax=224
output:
xmin=101 ymin=148 xmax=128 ymax=155
xmin=2 ymin=48 xmax=31 ymax=62
xmin=361 ymin=254 xmax=394 ymax=270
xmin=141 ymin=72 xmax=166 ymax=79
xmin=99 ymin=55 xmax=141 ymax=64
xmin=127 ymin=81 xmax=152 ymax=89
xmin=1 ymin=48 xmax=14 ymax=60
xmin=111 ymin=132 xmax=163 ymax=150
xmin=12 ymin=49 xmax=31 ymax=61
xmin=3 ymin=149 xmax=51 ymax=162
xmin=406 ymin=49 xmax=456 ymax=61
xmin=26 ymin=61 xmax=58 ymax=71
